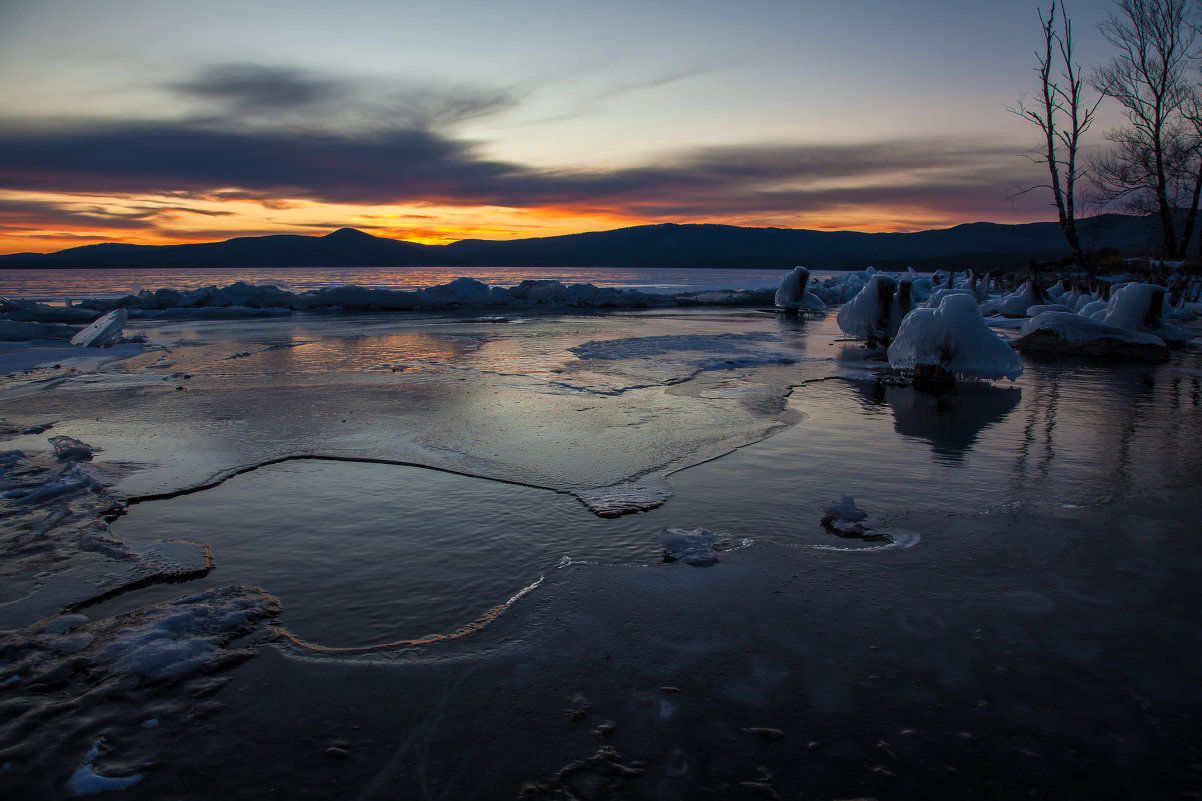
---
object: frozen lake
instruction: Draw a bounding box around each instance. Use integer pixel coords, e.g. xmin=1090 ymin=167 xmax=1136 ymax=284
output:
xmin=1 ymin=274 xmax=1201 ymax=799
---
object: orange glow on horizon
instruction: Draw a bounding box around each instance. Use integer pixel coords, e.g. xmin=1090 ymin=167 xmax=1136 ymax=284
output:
xmin=0 ymin=189 xmax=1052 ymax=257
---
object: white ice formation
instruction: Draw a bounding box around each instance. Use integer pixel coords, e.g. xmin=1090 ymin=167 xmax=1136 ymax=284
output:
xmin=888 ymin=293 xmax=1023 ymax=381
xmin=997 ymin=280 xmax=1050 ymax=317
xmin=836 ymin=275 xmax=914 ymax=343
xmin=774 ymin=267 xmax=825 ymax=311
xmin=1014 ymin=312 xmax=1170 ymax=361
xmin=69 ymin=309 xmax=126 ymax=347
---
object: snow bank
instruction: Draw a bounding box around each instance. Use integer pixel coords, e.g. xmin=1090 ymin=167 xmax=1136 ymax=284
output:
xmin=887 ymin=293 xmax=1023 ymax=381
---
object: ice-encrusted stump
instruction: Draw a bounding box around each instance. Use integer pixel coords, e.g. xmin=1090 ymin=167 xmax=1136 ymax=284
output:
xmin=1014 ymin=312 xmax=1170 ymax=361
xmin=658 ymin=528 xmax=725 ymax=566
xmin=887 ymin=293 xmax=1023 ymax=382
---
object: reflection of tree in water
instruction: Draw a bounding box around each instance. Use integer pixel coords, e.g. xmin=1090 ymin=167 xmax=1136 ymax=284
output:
xmin=1007 ymin=355 xmax=1202 ymax=503
xmin=846 ymin=379 xmax=1022 ymax=461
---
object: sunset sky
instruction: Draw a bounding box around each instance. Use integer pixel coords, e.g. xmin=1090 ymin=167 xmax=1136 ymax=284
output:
xmin=0 ymin=0 xmax=1124 ymax=254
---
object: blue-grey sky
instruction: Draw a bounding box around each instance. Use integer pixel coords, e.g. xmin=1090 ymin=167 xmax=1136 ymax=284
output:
xmin=0 ymin=0 xmax=1125 ymax=251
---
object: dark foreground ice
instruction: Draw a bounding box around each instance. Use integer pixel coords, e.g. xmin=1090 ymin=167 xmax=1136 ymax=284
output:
xmin=1 ymin=304 xmax=1201 ymax=799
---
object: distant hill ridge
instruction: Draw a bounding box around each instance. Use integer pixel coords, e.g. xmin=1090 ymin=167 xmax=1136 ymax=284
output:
xmin=0 ymin=216 xmax=1184 ymax=271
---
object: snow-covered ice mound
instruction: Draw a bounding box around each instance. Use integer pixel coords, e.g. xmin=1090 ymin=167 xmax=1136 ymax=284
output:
xmin=837 ymin=275 xmax=914 ymax=343
xmin=774 ymin=267 xmax=825 ymax=311
xmin=998 ymin=280 xmax=1050 ymax=317
xmin=888 ymin=293 xmax=1023 ymax=381
xmin=1014 ymin=311 xmax=1170 ymax=361
xmin=1099 ymin=282 xmax=1193 ymax=348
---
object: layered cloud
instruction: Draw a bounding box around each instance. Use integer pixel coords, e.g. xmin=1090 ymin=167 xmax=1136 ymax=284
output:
xmin=0 ymin=62 xmax=1045 ymax=248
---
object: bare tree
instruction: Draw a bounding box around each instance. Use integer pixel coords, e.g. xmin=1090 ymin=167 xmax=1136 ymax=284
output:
xmin=1010 ymin=2 xmax=1099 ymax=265
xmin=1090 ymin=0 xmax=1199 ymax=258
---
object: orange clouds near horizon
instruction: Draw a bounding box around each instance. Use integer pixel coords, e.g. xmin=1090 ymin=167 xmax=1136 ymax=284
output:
xmin=0 ymin=190 xmax=1055 ymax=257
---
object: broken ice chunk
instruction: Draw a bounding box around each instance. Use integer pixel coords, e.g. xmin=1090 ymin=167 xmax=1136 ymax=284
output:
xmin=820 ymin=495 xmax=869 ymax=535
xmin=49 ymin=435 xmax=95 ymax=461
xmin=658 ymin=528 xmax=724 ymax=566
xmin=69 ymin=309 xmax=127 ymax=348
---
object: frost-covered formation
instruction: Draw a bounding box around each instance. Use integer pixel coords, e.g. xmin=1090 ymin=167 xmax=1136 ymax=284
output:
xmin=1098 ymin=282 xmax=1192 ymax=347
xmin=836 ymin=275 xmax=914 ymax=344
xmin=888 ymin=293 xmax=1023 ymax=381
xmin=997 ymin=280 xmax=1051 ymax=317
xmin=1014 ymin=311 xmax=1170 ymax=361
xmin=774 ymin=267 xmax=825 ymax=311
xmin=658 ymin=528 xmax=729 ymax=566
xmin=820 ymin=494 xmax=869 ymax=535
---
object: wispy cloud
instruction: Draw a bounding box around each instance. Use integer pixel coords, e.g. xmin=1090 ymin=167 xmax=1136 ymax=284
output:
xmin=0 ymin=62 xmax=1044 ymax=238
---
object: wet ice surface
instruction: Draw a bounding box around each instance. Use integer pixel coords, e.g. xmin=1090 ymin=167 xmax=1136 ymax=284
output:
xmin=3 ymin=303 xmax=1202 ymax=799
xmin=69 ymin=312 xmax=1202 ymax=649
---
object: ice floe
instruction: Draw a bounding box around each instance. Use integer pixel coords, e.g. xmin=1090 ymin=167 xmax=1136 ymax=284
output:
xmin=658 ymin=528 xmax=726 ymax=565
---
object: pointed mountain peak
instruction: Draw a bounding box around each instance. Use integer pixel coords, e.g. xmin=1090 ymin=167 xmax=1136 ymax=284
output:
xmin=324 ymin=227 xmax=376 ymax=240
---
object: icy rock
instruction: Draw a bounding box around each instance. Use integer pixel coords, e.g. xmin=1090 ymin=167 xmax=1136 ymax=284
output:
xmin=1014 ymin=312 xmax=1169 ymax=361
xmin=887 ymin=293 xmax=1023 ymax=381
xmin=775 ymin=267 xmax=825 ymax=311
xmin=69 ymin=309 xmax=126 ymax=347
xmin=50 ymin=435 xmax=95 ymax=461
xmin=658 ymin=528 xmax=724 ymax=566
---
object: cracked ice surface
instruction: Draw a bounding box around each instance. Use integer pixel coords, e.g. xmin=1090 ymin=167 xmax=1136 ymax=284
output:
xmin=0 ymin=308 xmax=838 ymax=512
